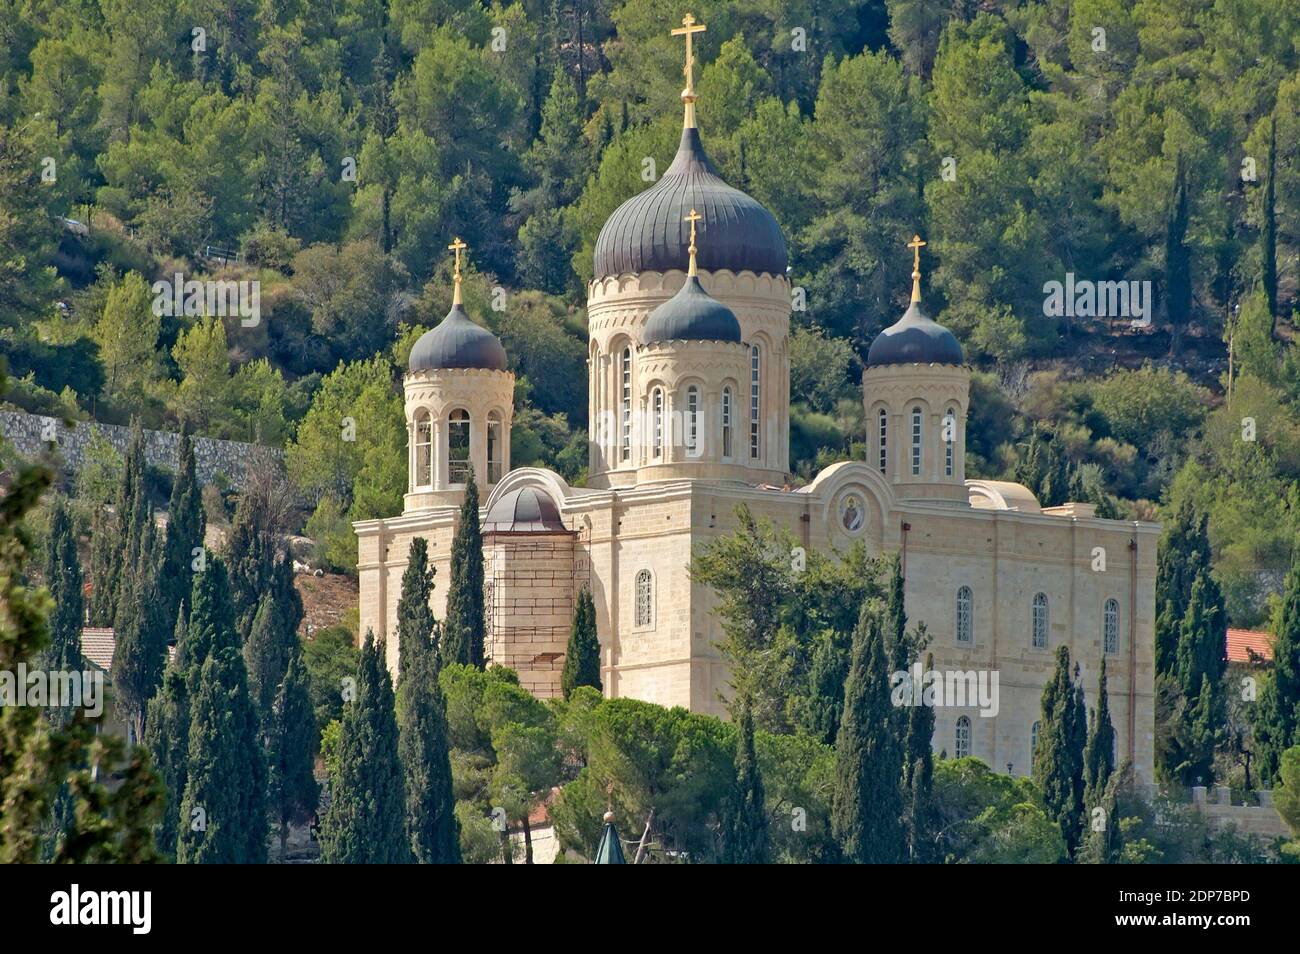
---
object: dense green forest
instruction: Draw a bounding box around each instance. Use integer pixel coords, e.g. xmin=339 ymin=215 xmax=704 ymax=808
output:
xmin=2 ymin=0 xmax=1299 ymax=627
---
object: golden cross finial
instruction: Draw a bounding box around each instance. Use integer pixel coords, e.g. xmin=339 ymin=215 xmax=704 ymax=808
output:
xmin=671 ymin=13 xmax=707 ymax=128
xmin=906 ymin=234 xmax=926 ymax=303
xmin=448 ymin=236 xmax=467 ymax=305
xmin=684 ymin=208 xmax=702 ymax=276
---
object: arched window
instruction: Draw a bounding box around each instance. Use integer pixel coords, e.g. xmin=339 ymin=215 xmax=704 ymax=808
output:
xmin=1104 ymin=598 xmax=1120 ymax=655
xmin=750 ymin=345 xmax=761 ymax=459
xmin=448 ymin=409 xmax=471 ymax=484
xmin=956 ymin=585 xmax=973 ymax=645
xmin=620 ymin=347 xmax=632 ymax=462
xmin=944 ymin=407 xmax=956 ymax=477
xmin=651 ymin=387 xmax=664 ymax=459
xmin=414 ymin=408 xmax=432 ymax=487
xmin=1031 ymin=720 xmax=1041 ymax=759
xmin=955 ymin=716 xmax=971 ymax=759
xmin=911 ymin=406 xmax=922 ymax=475
xmin=635 ymin=569 xmax=653 ymax=628
xmin=487 ymin=412 xmax=504 ymax=484
xmin=722 ymin=387 xmax=733 ymax=459
xmin=1032 ymin=592 xmax=1049 ymax=648
xmin=878 ymin=409 xmax=888 ymax=473
xmin=685 ymin=386 xmax=699 ymax=457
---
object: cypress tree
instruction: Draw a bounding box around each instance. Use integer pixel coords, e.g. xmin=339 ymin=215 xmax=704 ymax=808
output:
xmin=243 ymin=558 xmax=303 ymax=728
xmin=160 ymin=432 xmax=205 ymax=626
xmin=442 ymin=471 xmax=486 ymax=669
xmin=1262 ymin=115 xmax=1278 ymax=324
xmin=1154 ymin=500 xmax=1212 ymax=676
xmin=226 ymin=493 xmax=275 ymax=641
xmin=1166 ymin=153 xmax=1192 ymax=357
xmin=831 ymin=604 xmax=905 ymax=863
xmin=87 ymin=504 xmax=121 ymax=626
xmin=1175 ymin=571 xmax=1227 ymax=700
xmin=1255 ymin=550 xmax=1300 ymax=783
xmin=320 ymin=631 xmax=409 ymax=863
xmin=396 ymin=537 xmax=436 ymax=690
xmin=42 ymin=496 xmax=84 ymax=725
xmin=176 ymin=647 xmax=268 ymax=864
xmin=561 ymin=586 xmax=601 ymax=699
xmin=111 ymin=531 xmax=169 ymax=742
xmin=180 ymin=555 xmax=240 ymax=676
xmin=903 ymin=652 xmax=936 ymax=863
xmin=397 ymin=643 xmax=461 ymax=863
xmin=1083 ymin=658 xmax=1116 ymax=810
xmin=269 ymin=650 xmax=319 ymax=862
xmin=722 ymin=695 xmax=769 ymax=864
xmin=1034 ymin=647 xmax=1087 ymax=856
xmin=143 ymin=665 xmax=189 ymax=860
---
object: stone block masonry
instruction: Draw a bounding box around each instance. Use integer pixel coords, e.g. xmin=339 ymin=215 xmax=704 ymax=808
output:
xmin=0 ymin=410 xmax=280 ymax=486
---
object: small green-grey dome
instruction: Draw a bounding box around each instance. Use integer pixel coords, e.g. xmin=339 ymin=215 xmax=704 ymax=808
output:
xmin=408 ymin=304 xmax=507 ymax=373
xmin=642 ymin=275 xmax=742 ymax=345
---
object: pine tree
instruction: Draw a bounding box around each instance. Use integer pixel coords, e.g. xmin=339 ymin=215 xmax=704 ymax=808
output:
xmin=144 ymin=665 xmax=189 ymax=860
xmin=160 ymin=431 xmax=205 ymax=626
xmin=561 ymin=586 xmax=601 ymax=699
xmin=722 ymin=695 xmax=769 ymax=864
xmin=177 ymin=647 xmax=269 ymax=863
xmin=42 ymin=496 xmax=84 ymax=727
xmin=269 ymin=650 xmax=319 ymax=861
xmin=1034 ymin=647 xmax=1087 ymax=856
xmin=442 ymin=471 xmax=486 ymax=669
xmin=397 ymin=641 xmax=461 ymax=863
xmin=396 ymin=537 xmax=436 ymax=690
xmin=1255 ymin=550 xmax=1300 ymax=784
xmin=831 ymin=604 xmax=905 ymax=863
xmin=320 ymin=631 xmax=409 ymax=863
xmin=1083 ymin=658 xmax=1116 ymax=810
xmin=243 ymin=557 xmax=303 ymax=728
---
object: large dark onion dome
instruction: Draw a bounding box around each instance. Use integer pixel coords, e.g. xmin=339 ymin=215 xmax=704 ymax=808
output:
xmin=866 ymin=237 xmax=963 ymax=367
xmin=408 ymin=301 xmax=508 ymax=372
xmin=592 ymin=126 xmax=788 ymax=280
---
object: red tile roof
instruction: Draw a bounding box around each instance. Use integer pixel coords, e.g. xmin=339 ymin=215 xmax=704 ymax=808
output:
xmin=80 ymin=628 xmax=175 ymax=677
xmin=1226 ymin=628 xmax=1273 ymax=665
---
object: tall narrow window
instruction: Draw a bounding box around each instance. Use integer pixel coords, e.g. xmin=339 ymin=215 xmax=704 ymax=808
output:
xmin=620 ymin=347 xmax=632 ymax=462
xmin=635 ymin=569 xmax=653 ymax=628
xmin=878 ymin=409 xmax=888 ymax=473
xmin=686 ymin=386 xmax=699 ymax=456
xmin=448 ymin=409 xmax=471 ymax=483
xmin=722 ymin=387 xmax=733 ymax=459
xmin=1031 ymin=721 xmax=1041 ymax=759
xmin=944 ymin=407 xmax=956 ymax=477
xmin=487 ymin=412 xmax=503 ymax=484
xmin=414 ymin=409 xmax=432 ymax=487
xmin=956 ymin=585 xmax=973 ymax=645
xmin=1104 ymin=598 xmax=1120 ymax=655
xmin=911 ymin=406 xmax=922 ymax=475
xmin=652 ymin=387 xmax=664 ymax=459
xmin=750 ymin=345 xmax=761 ymax=459
xmin=955 ymin=716 xmax=971 ymax=759
xmin=1032 ymin=592 xmax=1049 ymax=648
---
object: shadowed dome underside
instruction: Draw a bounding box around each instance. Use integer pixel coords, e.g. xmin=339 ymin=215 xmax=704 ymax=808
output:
xmin=642 ymin=275 xmax=742 ymax=344
xmin=408 ymin=304 xmax=508 ymax=373
xmin=593 ymin=128 xmax=787 ymax=280
xmin=866 ymin=302 xmax=963 ymax=367
xmin=483 ymin=486 xmax=567 ymax=532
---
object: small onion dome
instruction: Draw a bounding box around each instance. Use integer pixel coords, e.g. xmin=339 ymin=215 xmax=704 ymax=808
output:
xmin=482 ymin=486 xmax=566 ymax=533
xmin=408 ymin=302 xmax=507 ymax=373
xmin=592 ymin=127 xmax=787 ymax=280
xmin=642 ymin=275 xmax=742 ymax=344
xmin=865 ymin=300 xmax=963 ymax=367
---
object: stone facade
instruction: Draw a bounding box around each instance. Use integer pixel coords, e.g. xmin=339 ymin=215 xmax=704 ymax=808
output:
xmin=0 ymin=410 xmax=277 ymax=485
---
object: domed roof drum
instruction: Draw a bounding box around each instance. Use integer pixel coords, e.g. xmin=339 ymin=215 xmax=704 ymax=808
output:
xmin=593 ymin=128 xmax=788 ymax=280
xmin=642 ymin=275 xmax=742 ymax=344
xmin=866 ymin=301 xmax=964 ymax=368
xmin=483 ymin=486 xmax=568 ymax=533
xmin=408 ymin=303 xmax=508 ymax=373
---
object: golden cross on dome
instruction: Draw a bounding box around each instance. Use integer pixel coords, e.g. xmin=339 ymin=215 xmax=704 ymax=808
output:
xmin=684 ymin=208 xmax=702 ymax=276
xmin=448 ymin=236 xmax=467 ymax=305
xmin=906 ymin=234 xmax=926 ymax=303
xmin=671 ymin=13 xmax=707 ymax=128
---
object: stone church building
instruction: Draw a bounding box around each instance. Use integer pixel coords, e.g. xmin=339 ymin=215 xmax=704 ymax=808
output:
xmin=356 ymin=18 xmax=1158 ymax=782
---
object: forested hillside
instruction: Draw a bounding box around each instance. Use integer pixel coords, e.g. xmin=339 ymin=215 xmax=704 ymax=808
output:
xmin=2 ymin=0 xmax=1298 ymax=624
